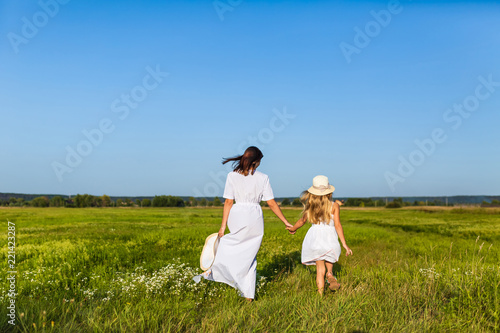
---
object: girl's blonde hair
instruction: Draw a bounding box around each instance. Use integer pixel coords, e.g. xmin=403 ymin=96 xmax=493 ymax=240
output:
xmin=300 ymin=191 xmax=333 ymax=224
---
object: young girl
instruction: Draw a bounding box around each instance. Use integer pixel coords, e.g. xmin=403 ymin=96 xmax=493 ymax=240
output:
xmin=287 ymin=175 xmax=353 ymax=295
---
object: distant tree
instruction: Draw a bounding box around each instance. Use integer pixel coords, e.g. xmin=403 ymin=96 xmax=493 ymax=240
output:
xmin=152 ymin=195 xmax=185 ymax=207
xmin=9 ymin=197 xmax=18 ymax=206
xmin=292 ymin=198 xmax=302 ymax=207
xmin=281 ymin=198 xmax=291 ymax=206
xmin=152 ymin=196 xmax=165 ymax=207
xmin=345 ymin=198 xmax=359 ymax=207
xmin=101 ymin=195 xmax=111 ymax=207
xmin=173 ymin=196 xmax=185 ymax=207
xmin=116 ymin=198 xmax=124 ymax=206
xmin=213 ymin=197 xmax=222 ymax=206
xmin=199 ymin=198 xmax=208 ymax=207
xmin=346 ymin=198 xmax=376 ymax=207
xmin=50 ymin=196 xmax=64 ymax=207
xmin=64 ymin=198 xmax=75 ymax=208
xmin=142 ymin=199 xmax=151 ymax=207
xmin=386 ymin=201 xmax=402 ymax=208
xmin=136 ymin=199 xmax=141 ymax=207
xmin=393 ymin=197 xmax=403 ymax=205
xmin=31 ymin=196 xmax=49 ymax=207
xmin=72 ymin=194 xmax=98 ymax=208
xmin=85 ymin=194 xmax=96 ymax=207
xmin=74 ymin=194 xmax=83 ymax=207
xmin=492 ymin=199 xmax=500 ymax=205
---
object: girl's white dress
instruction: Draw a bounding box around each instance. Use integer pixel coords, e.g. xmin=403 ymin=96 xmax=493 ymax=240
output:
xmin=301 ymin=208 xmax=342 ymax=265
xmin=194 ymin=170 xmax=274 ymax=299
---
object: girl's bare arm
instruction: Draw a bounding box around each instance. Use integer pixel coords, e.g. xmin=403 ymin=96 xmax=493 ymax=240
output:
xmin=287 ymin=215 xmax=307 ymax=234
xmin=333 ymin=202 xmax=353 ymax=256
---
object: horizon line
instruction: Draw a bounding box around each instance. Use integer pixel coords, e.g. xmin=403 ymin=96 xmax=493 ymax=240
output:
xmin=1 ymin=192 xmax=499 ymax=199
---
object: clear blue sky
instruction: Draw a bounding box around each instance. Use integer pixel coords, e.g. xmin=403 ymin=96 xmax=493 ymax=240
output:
xmin=1 ymin=0 xmax=499 ymax=198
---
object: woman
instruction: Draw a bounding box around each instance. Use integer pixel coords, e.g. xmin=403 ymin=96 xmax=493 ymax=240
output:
xmin=194 ymin=146 xmax=292 ymax=300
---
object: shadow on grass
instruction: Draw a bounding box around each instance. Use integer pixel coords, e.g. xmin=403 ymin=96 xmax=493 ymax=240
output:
xmin=260 ymin=251 xmax=344 ymax=281
xmin=259 ymin=251 xmax=301 ymax=281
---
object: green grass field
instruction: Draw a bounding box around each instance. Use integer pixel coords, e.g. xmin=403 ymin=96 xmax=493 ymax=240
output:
xmin=1 ymin=207 xmax=499 ymax=332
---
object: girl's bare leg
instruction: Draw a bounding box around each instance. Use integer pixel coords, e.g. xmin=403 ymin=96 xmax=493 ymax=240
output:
xmin=316 ymin=260 xmax=326 ymax=295
xmin=325 ymin=261 xmax=334 ymax=276
xmin=326 ymin=261 xmax=340 ymax=290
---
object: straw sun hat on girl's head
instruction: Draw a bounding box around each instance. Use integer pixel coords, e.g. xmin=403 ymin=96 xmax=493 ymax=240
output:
xmin=307 ymin=175 xmax=335 ymax=196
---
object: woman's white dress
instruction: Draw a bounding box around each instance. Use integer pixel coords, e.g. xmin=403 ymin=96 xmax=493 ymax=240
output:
xmin=194 ymin=170 xmax=274 ymax=299
xmin=301 ymin=209 xmax=342 ymax=265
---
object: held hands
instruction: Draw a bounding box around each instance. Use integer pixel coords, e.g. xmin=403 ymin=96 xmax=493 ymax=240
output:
xmin=287 ymin=216 xmax=306 ymax=235
xmin=286 ymin=220 xmax=298 ymax=235
xmin=283 ymin=220 xmax=296 ymax=235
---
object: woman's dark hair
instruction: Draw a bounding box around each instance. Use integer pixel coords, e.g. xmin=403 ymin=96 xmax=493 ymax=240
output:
xmin=222 ymin=146 xmax=263 ymax=176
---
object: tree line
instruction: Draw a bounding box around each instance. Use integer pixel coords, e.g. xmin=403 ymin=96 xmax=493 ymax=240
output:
xmin=1 ymin=195 xmax=220 ymax=208
xmin=481 ymin=199 xmax=500 ymax=207
xmin=345 ymin=197 xmax=454 ymax=208
xmin=1 ymin=195 xmax=463 ymax=208
xmin=279 ymin=197 xmax=455 ymax=208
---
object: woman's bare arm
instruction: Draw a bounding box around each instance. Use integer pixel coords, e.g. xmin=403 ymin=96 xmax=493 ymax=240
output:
xmin=218 ymin=199 xmax=234 ymax=237
xmin=266 ymin=199 xmax=292 ymax=228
